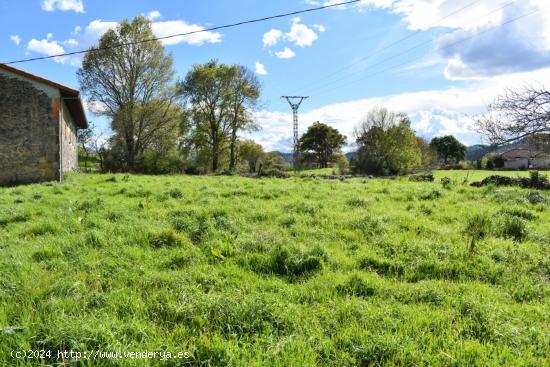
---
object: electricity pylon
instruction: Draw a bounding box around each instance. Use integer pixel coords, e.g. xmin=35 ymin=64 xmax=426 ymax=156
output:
xmin=282 ymin=96 xmax=308 ymax=171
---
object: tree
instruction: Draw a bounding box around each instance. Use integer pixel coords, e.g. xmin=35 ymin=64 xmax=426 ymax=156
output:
xmin=429 ymin=135 xmax=466 ymax=164
xmin=181 ymin=61 xmax=260 ymax=172
xmin=238 ymin=139 xmax=264 ymax=173
xmin=78 ymin=16 xmax=181 ymax=171
xmin=227 ymin=66 xmax=261 ymax=171
xmin=354 ymin=108 xmax=420 ymax=175
xmin=77 ymin=121 xmax=95 ymax=172
xmin=299 ymin=122 xmax=346 ymax=168
xmin=416 ymin=137 xmax=436 ymax=167
xmin=476 ymin=87 xmax=550 ymax=148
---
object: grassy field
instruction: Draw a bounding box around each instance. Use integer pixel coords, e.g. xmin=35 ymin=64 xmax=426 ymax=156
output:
xmin=0 ymin=171 xmax=548 ymax=366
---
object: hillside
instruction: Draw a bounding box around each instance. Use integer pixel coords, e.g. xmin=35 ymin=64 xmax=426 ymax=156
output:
xmin=0 ymin=172 xmax=548 ymax=366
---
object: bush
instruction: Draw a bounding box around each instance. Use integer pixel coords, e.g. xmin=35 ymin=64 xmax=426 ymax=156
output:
xmin=419 ymin=189 xmax=442 ymax=200
xmin=440 ymin=177 xmax=452 ymax=189
xmin=496 ymin=215 xmax=527 ymax=242
xmin=464 ymin=213 xmax=492 ymax=254
xmin=167 ymin=188 xmax=183 ymax=199
xmin=409 ymin=173 xmax=434 ymax=182
xmin=523 ymin=191 xmax=547 ymax=204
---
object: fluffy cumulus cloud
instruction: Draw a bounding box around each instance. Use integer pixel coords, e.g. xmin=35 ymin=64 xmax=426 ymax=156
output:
xmin=263 ymin=29 xmax=283 ymax=47
xmin=146 ymin=10 xmax=162 ymax=21
xmin=320 ymin=0 xmax=550 ymax=79
xmin=250 ymin=67 xmax=550 ymax=151
xmin=25 ymin=12 xmax=221 ymax=65
xmin=285 ymin=17 xmax=318 ymax=47
xmin=255 ymin=61 xmax=268 ymax=75
xmin=151 ymin=19 xmax=221 ymax=46
xmin=275 ymin=47 xmax=296 ymax=59
xmin=10 ymin=35 xmax=21 ymax=46
xmin=262 ymin=17 xmax=322 ymax=57
xmin=435 ymin=2 xmax=550 ymax=79
xmin=41 ymin=0 xmax=84 ymax=13
xmin=26 ymin=38 xmax=67 ymax=63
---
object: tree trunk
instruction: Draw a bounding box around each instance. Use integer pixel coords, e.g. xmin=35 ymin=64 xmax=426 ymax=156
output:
xmin=212 ymin=139 xmax=219 ymax=172
xmin=229 ymin=128 xmax=237 ymax=171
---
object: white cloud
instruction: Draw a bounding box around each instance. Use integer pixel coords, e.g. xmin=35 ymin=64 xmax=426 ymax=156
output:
xmin=285 ymin=17 xmax=319 ymax=47
xmin=255 ymin=61 xmax=268 ymax=75
xmin=313 ymin=24 xmax=326 ymax=32
xmin=41 ymin=0 xmax=84 ymax=13
xmin=251 ymin=67 xmax=550 ymax=151
xmin=275 ymin=47 xmax=296 ymax=59
xmin=63 ymin=38 xmax=79 ymax=46
xmin=27 ymin=38 xmax=66 ymax=64
xmin=71 ymin=26 xmax=81 ymax=36
xmin=263 ymin=29 xmax=283 ymax=47
xmin=147 ymin=10 xmax=162 ymax=21
xmin=324 ymin=0 xmax=550 ymax=80
xmin=151 ymin=20 xmax=221 ymax=46
xmin=10 ymin=35 xmax=21 ymax=46
xmin=25 ymin=14 xmax=222 ymax=67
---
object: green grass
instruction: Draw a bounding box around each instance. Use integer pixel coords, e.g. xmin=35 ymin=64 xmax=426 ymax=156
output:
xmin=0 ymin=172 xmax=548 ymax=366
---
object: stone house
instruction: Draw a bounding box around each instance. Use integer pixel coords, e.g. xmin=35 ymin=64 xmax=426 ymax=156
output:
xmin=0 ymin=64 xmax=88 ymax=185
xmin=500 ymin=148 xmax=550 ymax=170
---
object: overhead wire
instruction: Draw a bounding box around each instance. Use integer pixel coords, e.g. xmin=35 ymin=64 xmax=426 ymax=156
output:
xmin=298 ymin=0 xmax=519 ymax=96
xmin=309 ymin=4 xmax=548 ymax=99
xmin=2 ymin=0 xmax=361 ymax=65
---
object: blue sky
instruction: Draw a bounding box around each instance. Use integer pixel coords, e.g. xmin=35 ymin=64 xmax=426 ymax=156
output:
xmin=1 ymin=0 xmax=549 ymax=151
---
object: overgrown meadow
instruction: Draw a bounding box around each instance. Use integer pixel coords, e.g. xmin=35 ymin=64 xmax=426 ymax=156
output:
xmin=0 ymin=171 xmax=548 ymax=366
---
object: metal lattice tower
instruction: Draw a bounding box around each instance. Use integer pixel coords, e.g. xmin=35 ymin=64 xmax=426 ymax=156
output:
xmin=282 ymin=96 xmax=309 ymax=171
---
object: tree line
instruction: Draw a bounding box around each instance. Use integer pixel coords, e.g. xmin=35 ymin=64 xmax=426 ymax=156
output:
xmin=78 ymin=16 xmax=265 ymax=174
xmin=81 ymin=16 xmax=549 ymax=176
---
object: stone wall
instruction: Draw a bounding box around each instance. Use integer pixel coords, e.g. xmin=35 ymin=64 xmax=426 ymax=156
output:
xmin=61 ymin=100 xmax=78 ymax=173
xmin=0 ymin=73 xmax=61 ymax=185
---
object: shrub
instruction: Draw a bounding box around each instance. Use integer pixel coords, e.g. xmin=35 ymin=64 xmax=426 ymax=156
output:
xmin=419 ymin=189 xmax=442 ymax=200
xmin=498 ymin=207 xmax=537 ymax=221
xmin=464 ymin=213 xmax=492 ymax=254
xmin=496 ymin=215 xmax=527 ymax=242
xmin=167 ymin=188 xmax=183 ymax=199
xmin=440 ymin=177 xmax=452 ymax=189
xmin=409 ymin=173 xmax=434 ymax=182
xmin=524 ymin=191 xmax=547 ymax=204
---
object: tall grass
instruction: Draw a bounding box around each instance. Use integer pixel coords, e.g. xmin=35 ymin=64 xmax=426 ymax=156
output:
xmin=0 ymin=171 xmax=548 ymax=366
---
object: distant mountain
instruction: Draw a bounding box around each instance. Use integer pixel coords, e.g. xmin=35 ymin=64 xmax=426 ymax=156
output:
xmin=270 ymin=151 xmax=293 ymax=164
xmin=465 ymin=145 xmax=498 ymax=161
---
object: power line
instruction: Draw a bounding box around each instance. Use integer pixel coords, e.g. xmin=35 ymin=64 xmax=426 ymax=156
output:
xmin=293 ymin=0 xmax=487 ymax=94
xmin=310 ymin=4 xmax=548 ymax=98
xmin=2 ymin=0 xmax=361 ymax=65
xmin=298 ymin=0 xmax=518 ymax=96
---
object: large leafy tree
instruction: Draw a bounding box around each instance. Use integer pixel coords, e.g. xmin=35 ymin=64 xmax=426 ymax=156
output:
xmin=227 ymin=66 xmax=260 ymax=171
xmin=181 ymin=61 xmax=260 ymax=172
xmin=78 ymin=16 xmax=181 ymax=171
xmin=238 ymin=139 xmax=264 ymax=173
xmin=429 ymin=135 xmax=466 ymax=163
xmin=354 ymin=108 xmax=420 ymax=175
xmin=299 ymin=122 xmax=346 ymax=168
